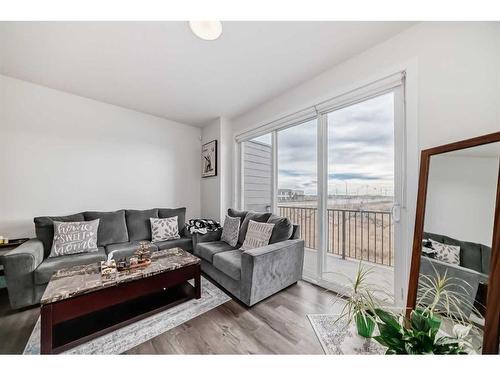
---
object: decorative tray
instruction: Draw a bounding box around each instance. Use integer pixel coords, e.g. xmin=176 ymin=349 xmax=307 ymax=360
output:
xmin=116 ymin=259 xmax=151 ymax=272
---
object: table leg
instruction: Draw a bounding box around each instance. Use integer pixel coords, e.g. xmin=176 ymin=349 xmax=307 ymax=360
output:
xmin=194 ymin=269 xmax=201 ymax=299
xmin=40 ymin=304 xmax=53 ymax=354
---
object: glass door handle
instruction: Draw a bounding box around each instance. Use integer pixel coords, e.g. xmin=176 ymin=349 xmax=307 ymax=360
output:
xmin=391 ymin=204 xmax=401 ymax=222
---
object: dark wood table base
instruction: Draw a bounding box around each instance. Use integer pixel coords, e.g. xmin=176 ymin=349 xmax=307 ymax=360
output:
xmin=41 ymin=263 xmax=201 ymax=354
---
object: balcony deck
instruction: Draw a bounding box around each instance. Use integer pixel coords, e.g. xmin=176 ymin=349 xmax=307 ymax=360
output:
xmin=303 ymin=248 xmax=395 ymax=299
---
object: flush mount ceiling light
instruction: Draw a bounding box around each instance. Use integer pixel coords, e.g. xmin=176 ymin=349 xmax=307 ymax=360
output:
xmin=188 ymin=21 xmax=222 ymax=41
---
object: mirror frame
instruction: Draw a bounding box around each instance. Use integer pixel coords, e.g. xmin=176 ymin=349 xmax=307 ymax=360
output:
xmin=406 ymin=131 xmax=500 ymax=354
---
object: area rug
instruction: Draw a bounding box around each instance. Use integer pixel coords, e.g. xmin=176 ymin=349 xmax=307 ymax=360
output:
xmin=307 ymin=314 xmax=385 ymax=355
xmin=24 ymin=277 xmax=230 ymax=354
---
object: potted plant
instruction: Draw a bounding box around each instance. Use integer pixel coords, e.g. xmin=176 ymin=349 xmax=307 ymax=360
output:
xmin=372 ymin=269 xmax=480 ymax=354
xmin=334 ymin=262 xmax=389 ymax=338
xmin=372 ymin=308 xmax=471 ymax=354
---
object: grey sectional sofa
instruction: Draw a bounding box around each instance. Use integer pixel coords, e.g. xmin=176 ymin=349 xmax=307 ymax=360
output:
xmin=4 ymin=207 xmax=305 ymax=310
xmin=3 ymin=208 xmax=190 ymax=309
xmin=193 ymin=209 xmax=304 ymax=306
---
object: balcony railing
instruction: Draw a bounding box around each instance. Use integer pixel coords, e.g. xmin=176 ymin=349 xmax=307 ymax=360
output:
xmin=278 ymin=205 xmax=394 ymax=267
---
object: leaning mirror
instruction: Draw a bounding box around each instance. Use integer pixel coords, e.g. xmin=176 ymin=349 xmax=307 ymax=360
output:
xmin=407 ymin=132 xmax=500 ymax=354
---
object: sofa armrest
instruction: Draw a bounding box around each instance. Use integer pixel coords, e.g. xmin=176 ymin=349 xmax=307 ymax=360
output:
xmin=3 ymin=239 xmax=44 ymax=309
xmin=240 ymin=239 xmax=304 ymax=306
xmin=181 ymin=227 xmax=192 ymax=238
xmin=191 ymin=228 xmax=223 ymax=249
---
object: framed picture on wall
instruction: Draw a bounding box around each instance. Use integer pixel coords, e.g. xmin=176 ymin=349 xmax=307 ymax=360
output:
xmin=201 ymin=140 xmax=217 ymax=178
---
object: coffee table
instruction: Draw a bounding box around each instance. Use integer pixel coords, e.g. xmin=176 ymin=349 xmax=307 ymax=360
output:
xmin=40 ymin=247 xmax=201 ymax=354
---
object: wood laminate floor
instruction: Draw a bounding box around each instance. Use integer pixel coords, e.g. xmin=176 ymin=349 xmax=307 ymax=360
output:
xmin=0 ymin=280 xmax=339 ymax=354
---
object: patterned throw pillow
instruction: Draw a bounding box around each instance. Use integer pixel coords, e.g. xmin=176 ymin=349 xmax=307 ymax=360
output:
xmin=240 ymin=220 xmax=275 ymax=251
xmin=221 ymin=215 xmax=240 ymax=247
xmin=150 ymin=217 xmax=180 ymax=242
xmin=50 ymin=219 xmax=99 ymax=258
xmin=429 ymin=239 xmax=460 ymax=265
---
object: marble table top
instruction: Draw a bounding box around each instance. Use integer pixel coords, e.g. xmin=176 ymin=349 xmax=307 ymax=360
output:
xmin=41 ymin=247 xmax=200 ymax=305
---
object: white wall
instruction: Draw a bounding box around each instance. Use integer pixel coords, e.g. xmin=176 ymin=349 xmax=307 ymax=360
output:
xmin=200 ymin=119 xmax=221 ymax=220
xmin=425 ymin=155 xmax=499 ymax=247
xmin=0 ymin=75 xmax=202 ymax=238
xmin=200 ymin=116 xmax=233 ymax=222
xmin=219 ymin=117 xmax=233 ymax=220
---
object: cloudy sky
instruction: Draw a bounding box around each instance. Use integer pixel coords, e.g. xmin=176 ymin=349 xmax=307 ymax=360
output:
xmin=256 ymin=92 xmax=394 ymax=196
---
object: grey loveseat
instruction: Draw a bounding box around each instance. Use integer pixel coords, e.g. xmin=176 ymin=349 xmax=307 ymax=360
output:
xmin=420 ymin=232 xmax=490 ymax=317
xmin=3 ymin=208 xmax=190 ymax=309
xmin=192 ymin=209 xmax=304 ymax=306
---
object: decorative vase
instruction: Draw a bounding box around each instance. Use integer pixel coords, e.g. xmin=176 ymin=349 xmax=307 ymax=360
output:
xmin=355 ymin=312 xmax=376 ymax=338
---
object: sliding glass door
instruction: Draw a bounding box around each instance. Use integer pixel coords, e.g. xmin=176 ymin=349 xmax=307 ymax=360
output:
xmin=276 ymin=119 xmax=318 ymax=279
xmin=238 ymin=75 xmax=406 ymax=304
xmin=324 ymin=92 xmax=397 ymax=300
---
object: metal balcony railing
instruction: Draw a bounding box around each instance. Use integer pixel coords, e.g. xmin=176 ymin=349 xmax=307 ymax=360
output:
xmin=278 ymin=205 xmax=394 ymax=267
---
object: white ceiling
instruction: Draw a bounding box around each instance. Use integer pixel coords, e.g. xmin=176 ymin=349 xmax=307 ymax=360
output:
xmin=0 ymin=21 xmax=414 ymax=126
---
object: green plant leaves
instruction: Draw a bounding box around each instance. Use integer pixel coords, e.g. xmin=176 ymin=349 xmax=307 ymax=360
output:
xmin=373 ymin=308 xmax=466 ymax=354
xmin=410 ymin=309 xmax=441 ymax=339
xmin=374 ymin=309 xmax=400 ymax=331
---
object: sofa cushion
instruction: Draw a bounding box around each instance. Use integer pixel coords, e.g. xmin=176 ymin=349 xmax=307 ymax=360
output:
xmin=154 ymin=237 xmax=193 ymax=252
xmin=482 ymin=245 xmax=491 ymax=274
xmin=195 ymin=241 xmax=235 ymax=263
xmin=84 ymin=210 xmax=129 ymax=247
xmin=105 ymin=241 xmax=158 ymax=260
xmin=126 ymin=209 xmax=159 ymax=241
xmin=34 ymin=247 xmax=107 ymax=285
xmin=238 ymin=211 xmax=272 ymax=245
xmin=227 ymin=208 xmax=248 ymax=225
xmin=34 ymin=213 xmax=85 ymax=258
xmin=457 ymin=240 xmax=483 ymax=272
xmin=213 ymin=250 xmax=242 ymax=281
xmin=267 ymin=214 xmax=293 ymax=244
xmin=158 ymin=208 xmax=186 ymax=235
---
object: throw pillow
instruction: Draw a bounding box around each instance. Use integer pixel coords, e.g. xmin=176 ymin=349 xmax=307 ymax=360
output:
xmin=429 ymin=239 xmax=460 ymax=265
xmin=221 ymin=215 xmax=241 ymax=247
xmin=238 ymin=211 xmax=272 ymax=245
xmin=150 ymin=217 xmax=180 ymax=242
xmin=240 ymin=220 xmax=275 ymax=251
xmin=49 ymin=219 xmax=100 ymax=258
xmin=267 ymin=214 xmax=293 ymax=244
